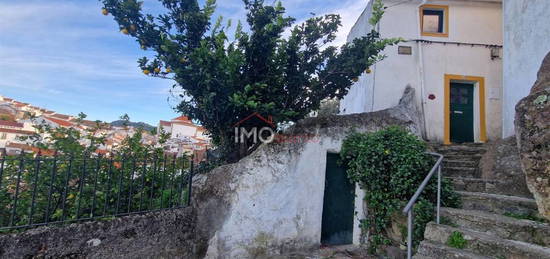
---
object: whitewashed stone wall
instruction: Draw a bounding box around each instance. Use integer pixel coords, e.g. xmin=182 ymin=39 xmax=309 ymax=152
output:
xmin=192 ymin=87 xmax=423 ymax=258
xmin=502 ymin=0 xmax=550 ymax=137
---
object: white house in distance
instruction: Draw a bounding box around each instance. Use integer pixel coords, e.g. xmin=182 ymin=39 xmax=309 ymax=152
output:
xmin=341 ymin=0 xmax=550 ymax=144
xmin=158 ymin=116 xmax=210 ymax=159
xmin=158 ymin=115 xmax=208 ymax=141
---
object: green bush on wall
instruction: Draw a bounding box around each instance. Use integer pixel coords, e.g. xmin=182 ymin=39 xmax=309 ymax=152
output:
xmin=340 ymin=126 xmax=459 ymax=253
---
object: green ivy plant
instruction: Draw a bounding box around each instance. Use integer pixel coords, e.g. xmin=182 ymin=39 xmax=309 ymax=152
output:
xmin=340 ymin=126 xmax=460 ymax=253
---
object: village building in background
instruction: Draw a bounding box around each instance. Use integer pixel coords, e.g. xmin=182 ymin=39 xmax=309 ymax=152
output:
xmin=158 ymin=115 xmax=210 ymax=162
xmin=0 ymin=95 xmax=209 ymax=158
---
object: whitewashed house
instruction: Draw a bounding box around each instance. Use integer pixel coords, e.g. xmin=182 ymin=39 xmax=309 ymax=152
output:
xmin=341 ymin=0 xmax=504 ymax=144
xmin=342 ymin=0 xmax=550 ymax=145
xmin=0 ymin=120 xmax=34 ymax=150
xmin=157 ymin=116 xmax=210 ymax=157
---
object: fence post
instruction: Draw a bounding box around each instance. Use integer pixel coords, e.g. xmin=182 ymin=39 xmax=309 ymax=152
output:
xmin=45 ymin=151 xmax=58 ymax=223
xmin=437 ymin=164 xmax=441 ymax=224
xmin=10 ymin=152 xmax=25 ymax=227
xmin=76 ymin=153 xmax=88 ymax=219
xmin=407 ymin=209 xmax=413 ymax=259
xmin=61 ymin=154 xmax=74 ymax=222
xmin=187 ymin=159 xmax=193 ymax=207
xmin=91 ymin=155 xmax=101 ymax=218
xmin=29 ymin=152 xmax=42 ymax=225
xmin=127 ymin=156 xmax=136 ymax=213
xmin=0 ymin=149 xmax=6 ymax=193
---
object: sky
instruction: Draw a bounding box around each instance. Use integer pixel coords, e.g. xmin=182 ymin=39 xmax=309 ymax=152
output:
xmin=0 ymin=0 xmax=368 ymax=125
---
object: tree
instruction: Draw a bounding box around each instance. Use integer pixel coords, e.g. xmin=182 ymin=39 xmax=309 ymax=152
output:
xmin=101 ymin=0 xmax=400 ymax=161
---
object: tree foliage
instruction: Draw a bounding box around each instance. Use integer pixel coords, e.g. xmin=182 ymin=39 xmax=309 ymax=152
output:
xmin=101 ymin=0 xmax=401 ymax=160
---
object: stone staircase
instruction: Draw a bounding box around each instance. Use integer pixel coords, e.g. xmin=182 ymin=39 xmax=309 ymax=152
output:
xmin=415 ymin=144 xmax=550 ymax=259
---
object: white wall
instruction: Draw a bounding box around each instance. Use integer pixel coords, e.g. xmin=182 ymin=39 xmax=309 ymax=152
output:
xmin=341 ymin=0 xmax=503 ymax=142
xmin=502 ymin=0 xmax=550 ymax=137
xmin=202 ymin=88 xmax=423 ymax=258
xmin=170 ymin=123 xmax=196 ymax=139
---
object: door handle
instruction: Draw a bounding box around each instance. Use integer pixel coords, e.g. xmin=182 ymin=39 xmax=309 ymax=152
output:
xmin=453 ymin=111 xmax=463 ymax=114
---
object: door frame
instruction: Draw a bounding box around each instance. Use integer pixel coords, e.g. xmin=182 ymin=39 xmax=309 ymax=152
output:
xmin=444 ymin=74 xmax=487 ymax=144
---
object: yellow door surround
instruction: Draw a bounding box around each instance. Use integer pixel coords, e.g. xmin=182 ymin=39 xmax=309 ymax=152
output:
xmin=444 ymin=74 xmax=487 ymax=145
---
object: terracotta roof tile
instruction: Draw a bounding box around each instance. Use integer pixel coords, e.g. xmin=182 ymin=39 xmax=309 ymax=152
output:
xmin=44 ymin=116 xmax=73 ymax=127
xmin=51 ymin=114 xmax=71 ymax=120
xmin=0 ymin=120 xmax=24 ymax=128
xmin=171 ymin=115 xmax=190 ymax=121
xmin=0 ymin=128 xmax=34 ymax=135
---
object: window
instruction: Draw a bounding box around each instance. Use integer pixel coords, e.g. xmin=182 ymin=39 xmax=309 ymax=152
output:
xmin=420 ymin=5 xmax=448 ymax=37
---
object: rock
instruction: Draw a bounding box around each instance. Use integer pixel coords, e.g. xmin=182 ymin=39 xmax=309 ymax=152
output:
xmin=192 ymin=87 xmax=424 ymax=258
xmin=532 ymin=52 xmax=550 ymax=94
xmin=86 ymin=238 xmax=101 ymax=247
xmin=478 ymin=137 xmax=532 ymax=198
xmin=515 ymin=51 xmax=550 ymax=220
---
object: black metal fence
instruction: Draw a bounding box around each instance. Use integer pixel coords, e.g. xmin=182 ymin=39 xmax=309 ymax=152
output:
xmin=0 ymin=153 xmax=194 ymax=231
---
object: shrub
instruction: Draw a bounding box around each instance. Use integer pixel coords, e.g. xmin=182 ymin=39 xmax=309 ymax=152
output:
xmin=447 ymin=231 xmax=467 ymax=249
xmin=340 ymin=126 xmax=460 ymax=252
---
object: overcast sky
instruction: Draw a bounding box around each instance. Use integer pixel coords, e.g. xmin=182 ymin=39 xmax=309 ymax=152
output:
xmin=0 ymin=0 xmax=368 ymax=125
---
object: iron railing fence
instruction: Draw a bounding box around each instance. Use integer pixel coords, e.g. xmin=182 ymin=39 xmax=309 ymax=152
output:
xmin=0 ymin=153 xmax=195 ymax=231
xmin=402 ymin=152 xmax=443 ymax=259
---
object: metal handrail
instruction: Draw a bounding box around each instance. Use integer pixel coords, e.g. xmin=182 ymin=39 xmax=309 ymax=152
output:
xmin=402 ymin=152 xmax=444 ymax=259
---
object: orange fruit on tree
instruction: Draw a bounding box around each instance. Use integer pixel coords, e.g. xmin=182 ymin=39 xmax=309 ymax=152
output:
xmin=352 ymin=77 xmax=359 ymax=82
xmin=154 ymin=67 xmax=161 ymax=73
xmin=143 ymin=69 xmax=150 ymax=75
xmin=101 ymin=8 xmax=108 ymax=16
xmin=120 ymin=28 xmax=129 ymax=35
xmin=165 ymin=68 xmax=172 ymax=73
xmin=366 ymin=68 xmax=372 ymax=74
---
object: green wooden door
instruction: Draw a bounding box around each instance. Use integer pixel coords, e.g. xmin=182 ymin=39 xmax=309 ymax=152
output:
xmin=321 ymin=153 xmax=355 ymax=245
xmin=450 ymin=83 xmax=474 ymax=143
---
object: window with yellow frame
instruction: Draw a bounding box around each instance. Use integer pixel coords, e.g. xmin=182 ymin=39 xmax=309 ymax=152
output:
xmin=420 ymin=5 xmax=449 ymax=37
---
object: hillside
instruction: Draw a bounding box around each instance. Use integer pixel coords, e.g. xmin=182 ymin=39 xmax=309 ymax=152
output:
xmin=110 ymin=120 xmax=155 ymax=132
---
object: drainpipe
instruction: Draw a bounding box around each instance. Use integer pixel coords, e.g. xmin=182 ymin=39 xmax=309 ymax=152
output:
xmin=416 ymin=0 xmax=428 ymax=140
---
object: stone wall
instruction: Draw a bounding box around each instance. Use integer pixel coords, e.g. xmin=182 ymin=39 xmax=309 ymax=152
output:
xmin=192 ymin=87 xmax=423 ymax=258
xmin=0 ymin=208 xmax=203 ymax=259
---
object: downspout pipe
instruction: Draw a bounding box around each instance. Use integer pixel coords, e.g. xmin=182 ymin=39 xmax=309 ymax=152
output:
xmin=416 ymin=0 xmax=428 ymax=140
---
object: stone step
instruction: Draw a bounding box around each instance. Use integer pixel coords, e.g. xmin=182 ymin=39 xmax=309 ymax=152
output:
xmin=443 ymin=159 xmax=477 ymax=168
xmin=440 ymin=207 xmax=550 ymax=247
xmin=423 ymin=222 xmax=550 ymax=259
xmin=443 ymin=167 xmax=478 ymax=178
xmin=458 ymin=191 xmax=539 ymax=216
xmin=449 ymin=177 xmax=534 ymax=198
xmin=436 ymin=151 xmax=486 ymax=158
xmin=441 ymin=154 xmax=483 ymax=161
xmin=431 ymin=144 xmax=487 ymax=151
xmin=414 ymin=240 xmax=490 ymax=259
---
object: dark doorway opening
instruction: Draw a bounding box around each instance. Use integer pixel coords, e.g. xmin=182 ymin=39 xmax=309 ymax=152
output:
xmin=321 ymin=153 xmax=355 ymax=245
